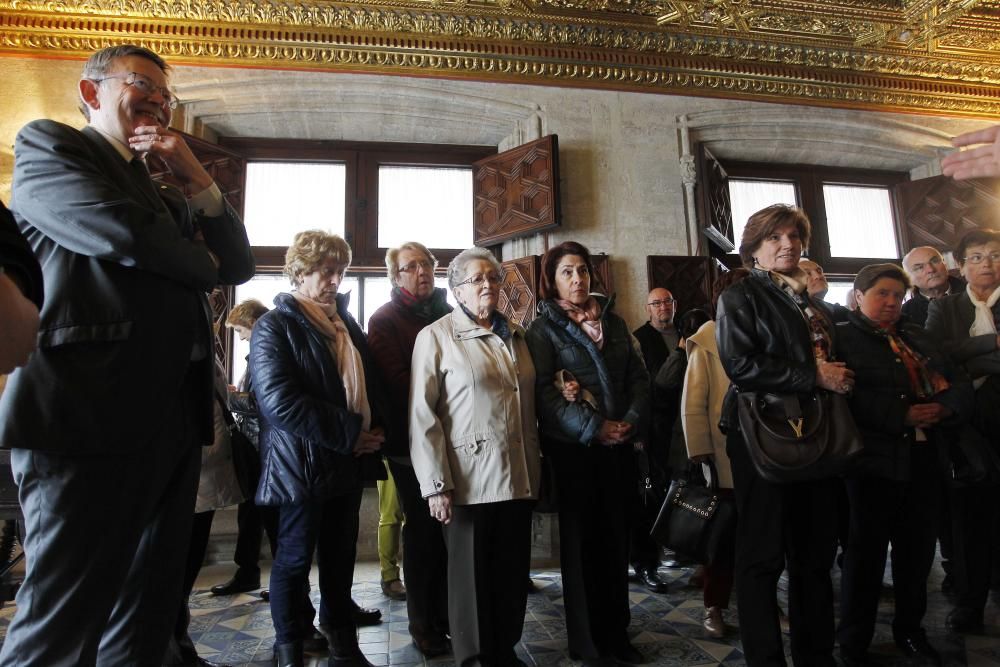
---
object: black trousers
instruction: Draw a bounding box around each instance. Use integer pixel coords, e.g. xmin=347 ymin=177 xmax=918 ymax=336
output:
xmin=949 ymin=482 xmax=1000 ymax=612
xmin=552 ymin=440 xmax=633 ymax=659
xmin=728 ymin=431 xmax=839 ymax=667
xmin=837 ymin=448 xmax=940 ymax=656
xmin=443 ymin=500 xmax=533 ymax=667
xmin=233 ymin=497 xmax=278 ymax=573
xmin=386 ymin=458 xmax=449 ymax=642
xmin=165 ymin=510 xmax=217 ymax=664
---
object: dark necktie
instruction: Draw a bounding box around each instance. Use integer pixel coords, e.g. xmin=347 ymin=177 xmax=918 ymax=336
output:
xmin=129 ymin=157 xmax=161 ymax=203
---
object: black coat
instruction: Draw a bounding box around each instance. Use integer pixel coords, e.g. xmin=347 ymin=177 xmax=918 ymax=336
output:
xmin=230 ymin=356 xmax=260 ymax=447
xmin=834 ymin=311 xmax=971 ymax=481
xmin=901 ymin=275 xmax=965 ymax=327
xmin=926 ymin=290 xmax=1000 ymax=379
xmin=525 ymin=295 xmax=649 ymax=446
xmin=0 ymin=200 xmax=42 ymax=309
xmin=252 ymin=292 xmax=385 ymax=506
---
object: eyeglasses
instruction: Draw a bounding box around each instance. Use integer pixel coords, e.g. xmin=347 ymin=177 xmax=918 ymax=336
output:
xmin=647 ymin=298 xmax=676 ymax=308
xmin=93 ymin=72 xmax=179 ymax=110
xmin=398 ymin=260 xmax=433 ymax=273
xmin=909 ymin=255 xmax=943 ymax=273
xmin=455 ymin=272 xmax=501 ymax=288
xmin=964 ymin=252 xmax=1000 ymax=265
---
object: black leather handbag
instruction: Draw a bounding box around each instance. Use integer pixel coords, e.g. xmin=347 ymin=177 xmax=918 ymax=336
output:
xmin=650 ymin=461 xmax=735 ymax=565
xmin=736 ymin=389 xmax=863 ymax=483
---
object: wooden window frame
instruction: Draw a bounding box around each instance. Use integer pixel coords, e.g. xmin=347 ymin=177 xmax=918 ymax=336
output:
xmin=723 ymin=161 xmax=909 ymax=275
xmin=219 ymin=137 xmax=497 ymax=272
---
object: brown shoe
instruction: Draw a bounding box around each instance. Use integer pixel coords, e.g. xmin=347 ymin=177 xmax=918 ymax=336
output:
xmin=702 ymin=607 xmax=724 ymax=639
xmin=381 ymin=578 xmax=407 ymax=601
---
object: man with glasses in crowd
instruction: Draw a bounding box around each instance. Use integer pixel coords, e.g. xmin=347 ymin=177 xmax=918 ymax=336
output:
xmin=902 ymin=246 xmax=965 ymax=327
xmin=0 ymin=44 xmax=254 ymax=666
xmin=630 ymin=287 xmax=681 ymax=592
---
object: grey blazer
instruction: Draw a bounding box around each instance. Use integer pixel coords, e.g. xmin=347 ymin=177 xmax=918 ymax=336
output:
xmin=926 ymin=290 xmax=1000 ymax=378
xmin=0 ymin=120 xmax=255 ymax=454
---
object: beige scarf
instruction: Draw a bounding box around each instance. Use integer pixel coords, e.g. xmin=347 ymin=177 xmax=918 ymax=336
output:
xmin=291 ymin=291 xmax=371 ymax=431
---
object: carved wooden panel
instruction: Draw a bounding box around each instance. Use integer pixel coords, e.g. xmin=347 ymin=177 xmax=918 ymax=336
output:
xmin=696 ymin=143 xmax=735 ymax=256
xmin=498 ymin=255 xmax=540 ymax=328
xmin=590 ymin=254 xmax=614 ymax=297
xmin=473 ymin=135 xmax=560 ymax=246
xmin=647 ymin=256 xmax=714 ymax=315
xmin=893 ymin=175 xmax=1000 ymax=255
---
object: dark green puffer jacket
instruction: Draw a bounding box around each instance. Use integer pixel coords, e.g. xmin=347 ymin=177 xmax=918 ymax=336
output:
xmin=525 ymin=294 xmax=650 ymax=445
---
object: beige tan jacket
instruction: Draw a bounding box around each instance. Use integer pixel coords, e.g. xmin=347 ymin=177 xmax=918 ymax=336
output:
xmin=409 ymin=309 xmax=541 ymax=505
xmin=680 ymin=320 xmax=734 ymax=489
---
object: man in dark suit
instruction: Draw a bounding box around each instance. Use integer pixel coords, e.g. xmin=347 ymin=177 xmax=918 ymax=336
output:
xmin=630 ymin=287 xmax=679 ymax=592
xmin=0 ymin=45 xmax=254 ymax=666
xmin=0 ymin=201 xmax=43 ymax=374
xmin=902 ymin=246 xmax=965 ymax=327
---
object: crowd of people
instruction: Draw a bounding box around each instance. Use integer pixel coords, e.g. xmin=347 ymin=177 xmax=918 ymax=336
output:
xmin=3 ymin=42 xmax=1000 ymax=667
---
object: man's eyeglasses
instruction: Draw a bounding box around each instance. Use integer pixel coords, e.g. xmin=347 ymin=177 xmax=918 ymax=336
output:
xmin=647 ymin=298 xmax=676 ymax=308
xmin=398 ymin=260 xmax=433 ymax=273
xmin=93 ymin=72 xmax=179 ymax=110
xmin=455 ymin=273 xmax=501 ymax=288
xmin=964 ymin=252 xmax=1000 ymax=265
xmin=909 ymin=256 xmax=943 ymax=273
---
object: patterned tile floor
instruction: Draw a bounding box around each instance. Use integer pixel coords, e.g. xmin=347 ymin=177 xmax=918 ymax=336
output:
xmin=3 ymin=557 xmax=1000 ymax=665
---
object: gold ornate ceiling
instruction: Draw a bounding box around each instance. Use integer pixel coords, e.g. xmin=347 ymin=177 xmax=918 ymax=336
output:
xmin=1 ymin=0 xmax=999 ymax=116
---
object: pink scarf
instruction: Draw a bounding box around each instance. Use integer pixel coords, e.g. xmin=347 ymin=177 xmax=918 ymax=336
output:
xmin=557 ymin=297 xmax=605 ymax=349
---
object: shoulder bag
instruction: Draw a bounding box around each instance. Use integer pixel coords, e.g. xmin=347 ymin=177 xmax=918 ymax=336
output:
xmin=736 ymin=389 xmax=863 ymax=483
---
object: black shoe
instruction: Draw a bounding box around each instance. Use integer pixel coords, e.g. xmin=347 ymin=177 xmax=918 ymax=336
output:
xmin=303 ymin=627 xmax=330 ymax=653
xmin=328 ymin=625 xmax=376 ymax=667
xmin=260 ymin=588 xmax=270 ymax=602
xmin=946 ymin=606 xmax=984 ymax=634
xmin=274 ymin=641 xmax=304 ymax=667
xmin=611 ymin=642 xmax=644 ymax=665
xmin=527 ymin=577 xmax=538 ymax=593
xmin=839 ymin=651 xmax=866 ymax=667
xmin=412 ymin=634 xmax=450 ymax=658
xmin=635 ymin=567 xmax=668 ymax=594
xmin=895 ymin=635 xmax=941 ymax=665
xmin=351 ymin=600 xmax=382 ymax=626
xmin=210 ymin=570 xmax=261 ymax=596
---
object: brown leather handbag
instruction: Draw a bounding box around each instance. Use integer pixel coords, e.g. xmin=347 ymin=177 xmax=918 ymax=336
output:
xmin=736 ymin=390 xmax=863 ymax=483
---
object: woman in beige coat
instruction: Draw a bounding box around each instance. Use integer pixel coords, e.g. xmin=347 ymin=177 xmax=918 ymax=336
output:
xmin=680 ymin=268 xmax=748 ymax=639
xmin=410 ymin=246 xmax=541 ymax=667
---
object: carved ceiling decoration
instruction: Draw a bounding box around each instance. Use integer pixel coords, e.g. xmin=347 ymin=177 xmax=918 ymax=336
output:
xmin=1 ymin=0 xmax=1000 ymax=116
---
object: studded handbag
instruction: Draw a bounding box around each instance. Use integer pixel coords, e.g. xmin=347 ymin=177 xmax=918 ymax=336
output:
xmin=650 ymin=460 xmax=735 ymax=565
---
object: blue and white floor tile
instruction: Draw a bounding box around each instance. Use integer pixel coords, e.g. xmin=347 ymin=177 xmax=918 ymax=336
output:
xmin=2 ymin=556 xmax=1000 ymax=665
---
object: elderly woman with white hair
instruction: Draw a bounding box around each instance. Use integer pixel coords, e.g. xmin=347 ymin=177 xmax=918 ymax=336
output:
xmin=252 ymin=230 xmax=386 ymax=667
xmin=410 ymin=246 xmax=542 ymax=667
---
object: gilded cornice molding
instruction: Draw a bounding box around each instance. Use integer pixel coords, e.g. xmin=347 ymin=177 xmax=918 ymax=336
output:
xmin=1 ymin=0 xmax=999 ymax=116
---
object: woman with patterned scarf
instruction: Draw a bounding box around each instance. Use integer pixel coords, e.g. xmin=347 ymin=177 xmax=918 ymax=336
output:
xmin=251 ymin=230 xmax=386 ymax=667
xmin=835 ymin=263 xmax=970 ymax=666
xmin=525 ymin=241 xmax=650 ymax=667
xmin=716 ymin=204 xmax=854 ymax=666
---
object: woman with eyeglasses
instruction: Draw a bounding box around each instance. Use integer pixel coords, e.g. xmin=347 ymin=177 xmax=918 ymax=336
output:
xmin=409 ymin=246 xmax=541 ymax=667
xmin=927 ymin=228 xmax=1000 ymax=634
xmin=525 ymin=241 xmax=650 ymax=667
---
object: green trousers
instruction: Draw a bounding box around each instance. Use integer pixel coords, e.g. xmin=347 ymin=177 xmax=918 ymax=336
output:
xmin=376 ymin=460 xmax=404 ymax=582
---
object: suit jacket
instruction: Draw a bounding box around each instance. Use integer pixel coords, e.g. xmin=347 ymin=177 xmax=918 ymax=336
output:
xmin=902 ymin=275 xmax=965 ymax=328
xmin=0 ymin=120 xmax=255 ymax=454
xmin=926 ymin=289 xmax=1000 ymax=379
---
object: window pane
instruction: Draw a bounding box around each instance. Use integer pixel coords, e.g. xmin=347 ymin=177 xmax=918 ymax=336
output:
xmin=728 ymin=180 xmax=798 ymax=247
xmin=378 ymin=166 xmax=473 ymax=249
xmin=823 ymin=184 xmax=898 ymax=259
xmin=244 ymin=162 xmax=346 ymax=246
xmin=230 ymin=274 xmax=358 ymax=382
xmin=824 ymin=280 xmax=855 ymax=309
xmin=362 ymin=277 xmax=393 ymax=332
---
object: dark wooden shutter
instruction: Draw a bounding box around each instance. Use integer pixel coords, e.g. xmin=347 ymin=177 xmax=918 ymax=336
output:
xmin=473 ymin=135 xmax=560 ymax=246
xmin=696 ymin=143 xmax=735 ymax=255
xmin=893 ymin=175 xmax=1000 ymax=254
xmin=149 ymin=132 xmax=248 ymax=373
xmin=647 ymin=256 xmax=714 ymax=315
xmin=498 ymin=256 xmax=540 ymax=327
xmin=590 ymin=254 xmax=614 ymax=297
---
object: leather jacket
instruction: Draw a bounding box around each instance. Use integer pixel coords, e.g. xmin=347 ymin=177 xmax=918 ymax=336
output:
xmin=715 ymin=268 xmax=831 ymax=429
